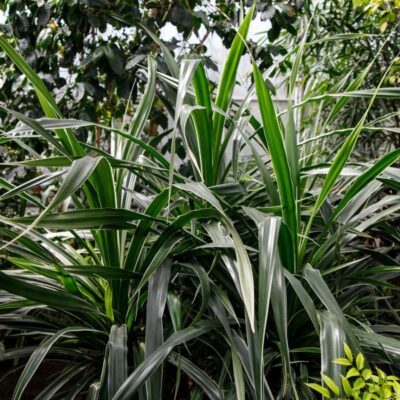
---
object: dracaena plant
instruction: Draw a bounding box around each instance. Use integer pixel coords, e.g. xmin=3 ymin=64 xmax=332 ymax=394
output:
xmin=1 ymin=4 xmax=400 ymax=400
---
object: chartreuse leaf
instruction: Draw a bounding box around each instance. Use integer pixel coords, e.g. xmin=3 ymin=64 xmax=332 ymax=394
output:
xmin=347 ymin=367 xmax=360 ymax=378
xmin=334 ymin=358 xmax=352 ymax=366
xmin=306 ymin=383 xmax=331 ymax=398
xmin=104 ymin=283 xmax=115 ymax=322
xmin=322 ymin=374 xmax=340 ymax=396
xmin=353 ymin=377 xmax=366 ymax=390
xmin=341 ymin=375 xmax=353 ymax=397
xmin=344 ymin=343 xmax=354 ymax=364
xmin=356 ymin=352 xmax=365 ymax=370
xmin=362 ymin=369 xmax=372 ymax=381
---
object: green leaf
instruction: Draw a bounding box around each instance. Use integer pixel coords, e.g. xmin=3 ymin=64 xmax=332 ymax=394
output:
xmin=106 ymin=325 xmax=128 ymax=399
xmin=334 ymin=358 xmax=353 ymax=366
xmin=0 ymin=177 xmax=45 ymax=209
xmin=356 ymin=352 xmax=365 ymax=370
xmin=124 ymin=57 xmax=156 ymax=153
xmin=341 ymin=375 xmax=353 ymax=397
xmin=1 ymin=107 xmax=69 ymax=157
xmin=9 ymin=208 xmax=156 ymax=229
xmin=353 ymin=377 xmax=366 ymax=390
xmin=253 ymin=64 xmax=297 ymax=270
xmin=344 ymin=343 xmax=354 ymax=364
xmin=306 ymin=383 xmax=331 ymax=398
xmin=232 ymin=347 xmax=246 ymax=400
xmin=362 ymin=369 xmax=372 ymax=381
xmin=192 ymin=62 xmax=213 ymax=185
xmin=0 ymin=270 xmax=95 ymax=312
xmin=145 ymin=260 xmax=171 ymax=400
xmin=347 ymin=367 xmax=361 ymax=378
xmin=212 ymin=5 xmax=255 ymax=174
xmin=322 ymin=374 xmax=340 ymax=396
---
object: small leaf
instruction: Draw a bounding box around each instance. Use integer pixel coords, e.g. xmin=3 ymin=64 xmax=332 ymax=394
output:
xmin=341 ymin=375 xmax=353 ymax=396
xmin=362 ymin=369 xmax=372 ymax=381
xmin=306 ymin=383 xmax=331 ymax=398
xmin=334 ymin=357 xmax=352 ymax=366
xmin=362 ymin=393 xmax=372 ymax=400
xmin=105 ymin=282 xmax=114 ymax=322
xmin=356 ymin=353 xmax=365 ymax=370
xmin=353 ymin=377 xmax=366 ymax=390
xmin=344 ymin=343 xmax=353 ymax=363
xmin=322 ymin=374 xmax=340 ymax=396
xmin=382 ymin=386 xmax=392 ymax=398
xmin=376 ymin=368 xmax=386 ymax=381
xmin=347 ymin=367 xmax=360 ymax=379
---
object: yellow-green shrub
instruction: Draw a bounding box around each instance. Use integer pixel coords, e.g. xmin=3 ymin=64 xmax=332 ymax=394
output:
xmin=308 ymin=344 xmax=400 ymax=399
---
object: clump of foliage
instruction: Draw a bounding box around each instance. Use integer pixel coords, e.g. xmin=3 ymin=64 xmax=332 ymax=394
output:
xmin=353 ymin=0 xmax=400 ymax=32
xmin=274 ymin=0 xmax=400 ymax=156
xmin=0 ymin=4 xmax=400 ymax=399
xmin=308 ymin=344 xmax=400 ymax=399
xmin=0 ymin=0 xmax=300 ymax=128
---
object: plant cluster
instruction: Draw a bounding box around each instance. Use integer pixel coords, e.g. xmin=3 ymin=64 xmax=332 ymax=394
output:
xmin=0 ymin=4 xmax=400 ymax=400
xmin=309 ymin=344 xmax=400 ymax=399
xmin=353 ymin=0 xmax=400 ymax=32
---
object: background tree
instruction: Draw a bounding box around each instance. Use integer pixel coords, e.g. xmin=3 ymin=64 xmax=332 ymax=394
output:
xmin=272 ymin=0 xmax=400 ymax=156
xmin=0 ymin=0 xmax=300 ymax=129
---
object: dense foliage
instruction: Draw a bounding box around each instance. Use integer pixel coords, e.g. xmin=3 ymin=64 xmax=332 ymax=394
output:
xmin=308 ymin=344 xmax=400 ymax=399
xmin=0 ymin=2 xmax=400 ymax=400
xmin=0 ymin=0 xmax=299 ymax=127
xmin=274 ymin=0 xmax=400 ymax=155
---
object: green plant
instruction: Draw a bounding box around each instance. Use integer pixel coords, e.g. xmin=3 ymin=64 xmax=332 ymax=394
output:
xmin=0 ymin=4 xmax=400 ymax=399
xmin=353 ymin=0 xmax=400 ymax=32
xmin=308 ymin=344 xmax=400 ymax=399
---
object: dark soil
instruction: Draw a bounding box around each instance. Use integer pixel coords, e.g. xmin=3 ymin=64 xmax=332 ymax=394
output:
xmin=0 ymin=359 xmax=84 ymax=399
